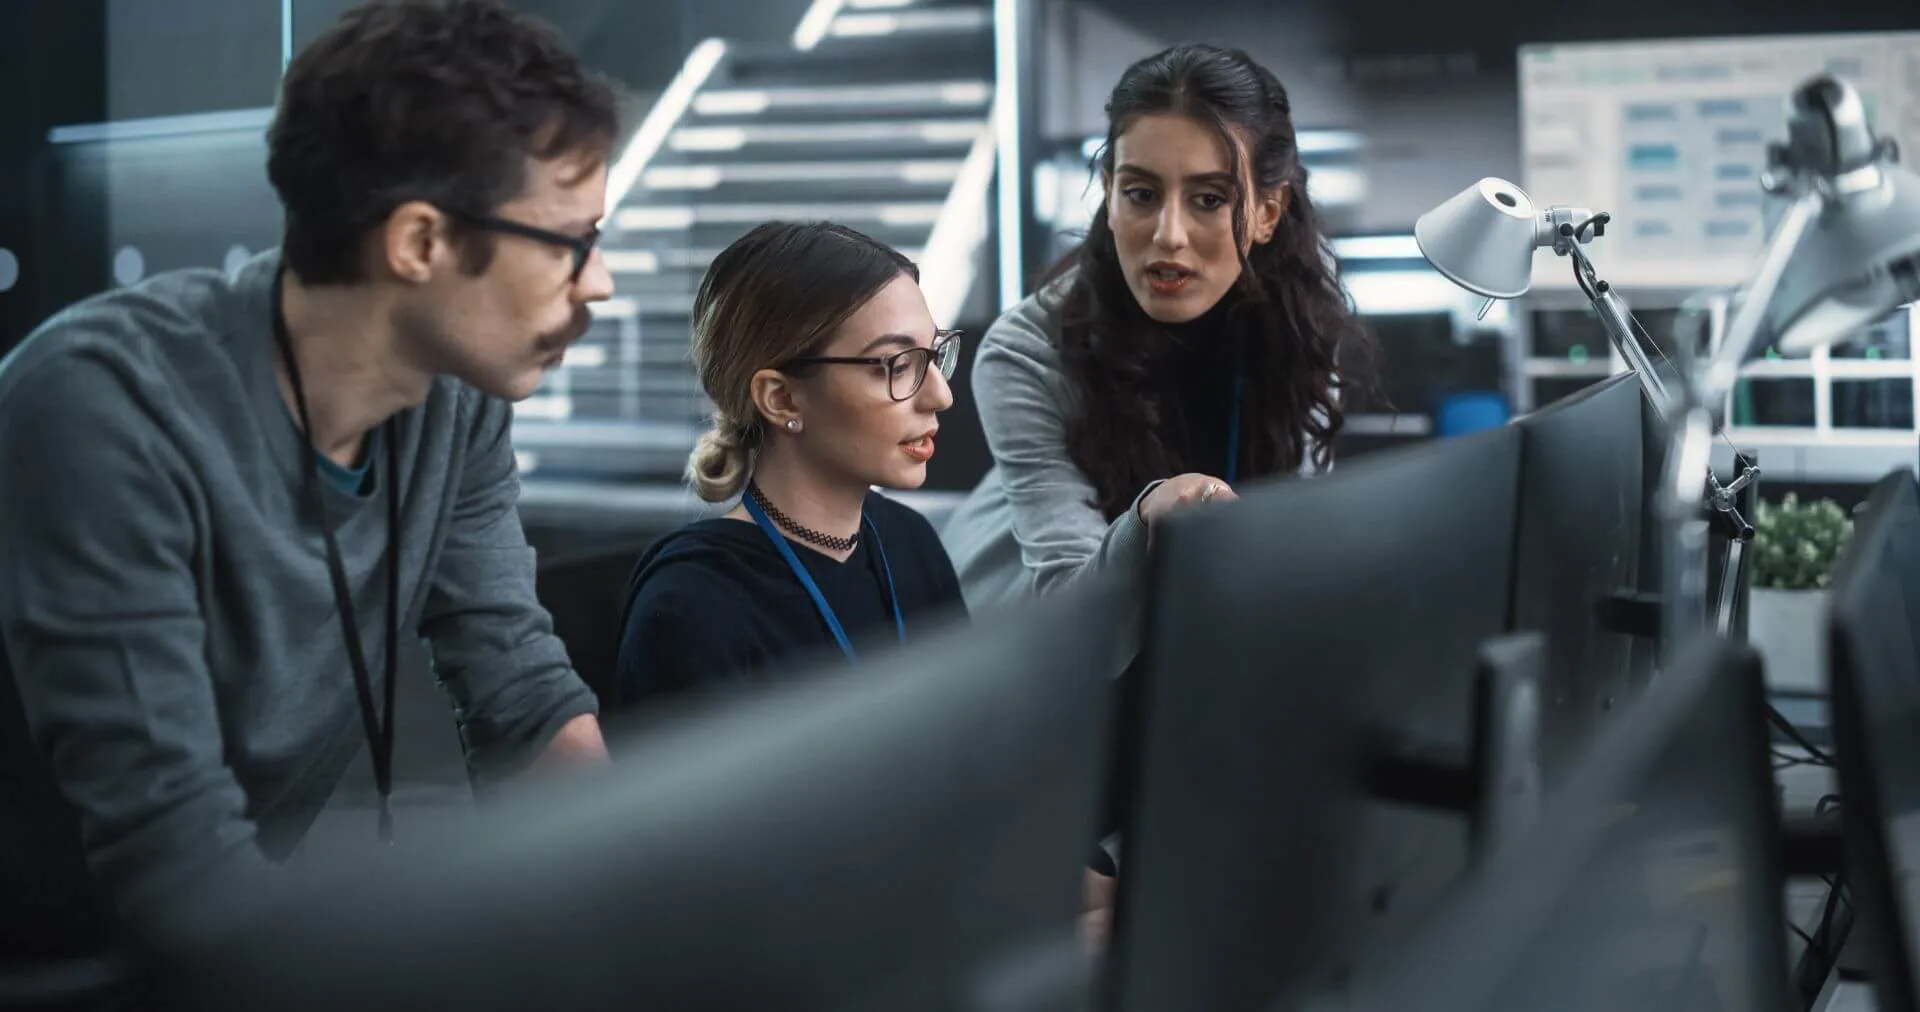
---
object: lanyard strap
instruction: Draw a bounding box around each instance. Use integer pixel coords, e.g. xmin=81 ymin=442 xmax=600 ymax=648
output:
xmin=272 ymin=269 xmax=402 ymax=845
xmin=742 ymin=493 xmax=905 ymax=663
xmin=1226 ymin=371 xmax=1244 ymax=486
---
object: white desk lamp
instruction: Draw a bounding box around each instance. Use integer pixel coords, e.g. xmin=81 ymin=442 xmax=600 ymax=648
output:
xmin=1414 ymin=74 xmax=1920 ymax=658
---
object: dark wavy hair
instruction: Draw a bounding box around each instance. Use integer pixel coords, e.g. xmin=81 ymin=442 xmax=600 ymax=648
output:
xmin=269 ymin=0 xmax=621 ymax=285
xmin=1045 ymin=44 xmax=1378 ymax=519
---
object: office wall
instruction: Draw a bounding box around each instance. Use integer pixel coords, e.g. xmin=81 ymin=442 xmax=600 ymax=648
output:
xmin=100 ymin=0 xmax=814 ymax=119
xmin=3 ymin=0 xmax=819 ymax=352
xmin=1044 ymin=0 xmax=1920 ymax=235
xmin=0 ymin=2 xmax=108 ymax=355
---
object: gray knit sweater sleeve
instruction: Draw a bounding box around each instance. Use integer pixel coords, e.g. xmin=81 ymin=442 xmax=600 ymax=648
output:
xmin=948 ymin=292 xmax=1153 ymax=602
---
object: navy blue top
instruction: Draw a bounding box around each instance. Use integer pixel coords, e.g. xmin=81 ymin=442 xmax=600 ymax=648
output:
xmin=615 ymin=491 xmax=966 ymax=709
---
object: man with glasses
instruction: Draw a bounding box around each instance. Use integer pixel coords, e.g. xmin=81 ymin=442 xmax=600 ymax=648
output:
xmin=0 ymin=0 xmax=617 ymax=992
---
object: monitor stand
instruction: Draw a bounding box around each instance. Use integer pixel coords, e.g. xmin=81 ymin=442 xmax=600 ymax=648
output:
xmin=1360 ymin=631 xmax=1546 ymax=863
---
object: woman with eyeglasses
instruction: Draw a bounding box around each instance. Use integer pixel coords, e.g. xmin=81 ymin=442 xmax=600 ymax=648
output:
xmin=614 ymin=221 xmax=966 ymax=708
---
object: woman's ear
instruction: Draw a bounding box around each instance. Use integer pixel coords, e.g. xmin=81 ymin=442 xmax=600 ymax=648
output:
xmin=750 ymin=368 xmax=803 ymax=431
xmin=1250 ymin=182 xmax=1288 ymax=246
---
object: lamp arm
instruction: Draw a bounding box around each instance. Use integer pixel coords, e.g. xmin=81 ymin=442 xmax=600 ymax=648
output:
xmin=1659 ymin=406 xmax=1718 ymax=661
xmin=1655 ymin=188 xmax=1823 ymax=660
xmin=1697 ymin=189 xmax=1826 ymax=410
xmin=1567 ymin=243 xmax=1676 ymax=419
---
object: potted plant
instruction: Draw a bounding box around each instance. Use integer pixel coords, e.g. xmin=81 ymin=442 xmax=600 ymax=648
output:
xmin=1746 ymin=493 xmax=1854 ymax=693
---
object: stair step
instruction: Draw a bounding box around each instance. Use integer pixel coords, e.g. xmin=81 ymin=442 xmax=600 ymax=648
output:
xmin=539 ymin=368 xmax=695 ymax=397
xmin=668 ymin=118 xmax=985 ymax=155
xmin=552 ymin=371 xmax=703 ymax=397
xmin=845 ymin=0 xmax=986 ymax=9
xmin=612 ymin=201 xmax=944 ymax=233
xmin=611 ymin=221 xmax=937 ymax=261
xmin=691 ymin=80 xmax=990 ymax=118
xmin=824 ymin=6 xmax=992 ymax=42
xmin=602 ymin=244 xmax=927 ymax=277
xmin=563 ymin=328 xmax=696 ymax=362
xmin=722 ymin=38 xmax=992 ymax=88
xmin=591 ymin=293 xmax=697 ymax=319
xmin=624 ymin=158 xmax=964 ymax=203
xmin=510 ymin=419 xmax=704 ymax=450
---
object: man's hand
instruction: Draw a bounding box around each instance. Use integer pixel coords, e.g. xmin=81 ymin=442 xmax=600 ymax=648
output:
xmin=530 ymin=713 xmax=609 ymax=772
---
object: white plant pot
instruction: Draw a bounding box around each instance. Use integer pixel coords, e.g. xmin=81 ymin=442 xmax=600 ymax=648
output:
xmin=1747 ymin=587 xmax=1830 ymax=694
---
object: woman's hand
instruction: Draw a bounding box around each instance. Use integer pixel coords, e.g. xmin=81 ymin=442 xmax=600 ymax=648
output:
xmin=1080 ymin=868 xmax=1118 ymax=954
xmin=1137 ymin=473 xmax=1238 ymax=530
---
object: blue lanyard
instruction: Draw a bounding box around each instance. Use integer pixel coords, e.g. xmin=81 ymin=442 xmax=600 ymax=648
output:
xmin=1226 ymin=371 xmax=1243 ymax=486
xmin=742 ymin=493 xmax=905 ymax=663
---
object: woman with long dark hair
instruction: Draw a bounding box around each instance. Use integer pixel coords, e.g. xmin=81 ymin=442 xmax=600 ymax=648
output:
xmin=941 ymin=44 xmax=1375 ymax=608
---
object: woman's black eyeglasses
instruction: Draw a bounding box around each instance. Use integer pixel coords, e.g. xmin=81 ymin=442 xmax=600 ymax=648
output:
xmin=439 ymin=207 xmax=601 ymax=283
xmin=782 ymin=330 xmax=963 ymax=402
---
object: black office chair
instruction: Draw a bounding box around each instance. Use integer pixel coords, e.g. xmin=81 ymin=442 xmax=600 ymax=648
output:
xmin=535 ymin=540 xmax=655 ymax=710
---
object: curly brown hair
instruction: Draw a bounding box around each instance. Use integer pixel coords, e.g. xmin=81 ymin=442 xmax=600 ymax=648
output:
xmin=268 ymin=0 xmax=621 ymax=284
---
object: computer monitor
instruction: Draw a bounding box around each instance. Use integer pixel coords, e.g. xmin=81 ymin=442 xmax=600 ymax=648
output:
xmin=145 ymin=581 xmax=1128 ymax=1012
xmin=1510 ymin=371 xmax=1646 ymax=780
xmin=1316 ymin=636 xmax=1792 ymax=1012
xmin=1518 ymin=32 xmax=1920 ymax=292
xmin=1826 ymin=470 xmax=1920 ymax=1012
xmin=1103 ymin=425 xmax=1524 ymax=1012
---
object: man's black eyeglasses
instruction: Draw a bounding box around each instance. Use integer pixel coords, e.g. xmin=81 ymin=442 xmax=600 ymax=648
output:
xmin=440 ymin=207 xmax=601 ymax=283
xmin=782 ymin=330 xmax=963 ymax=402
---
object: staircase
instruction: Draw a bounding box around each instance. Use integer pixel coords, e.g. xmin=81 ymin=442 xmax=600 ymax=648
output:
xmin=513 ymin=0 xmax=999 ymax=484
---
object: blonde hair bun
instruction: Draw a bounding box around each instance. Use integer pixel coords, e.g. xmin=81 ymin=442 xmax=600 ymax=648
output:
xmin=686 ymin=423 xmax=750 ymax=503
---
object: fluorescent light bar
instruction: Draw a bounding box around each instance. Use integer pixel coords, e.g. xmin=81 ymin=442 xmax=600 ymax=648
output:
xmin=1345 ymin=271 xmax=1464 ymax=315
xmin=605 ymin=39 xmax=727 ymax=214
xmin=792 ymin=0 xmax=847 ymax=50
xmin=671 ymin=120 xmax=982 ymax=148
xmin=1330 ymin=235 xmax=1423 ymax=260
xmin=1297 ymin=130 xmax=1365 ymax=155
xmin=644 ymin=160 xmax=962 ymax=188
xmin=48 ymin=107 xmax=274 ymax=145
xmin=669 ymin=126 xmax=749 ymax=152
xmin=692 ymin=91 xmax=772 ymax=115
xmin=641 ymin=166 xmax=725 ymax=190
xmin=833 ymin=8 xmax=990 ymax=36
xmin=613 ymin=202 xmax=943 ymax=231
xmin=513 ymin=396 xmax=574 ymax=420
xmin=562 ymin=344 xmax=609 ymax=369
xmin=694 ymin=81 xmax=991 ymax=115
xmin=590 ymin=297 xmax=642 ymax=319
xmin=831 ymin=14 xmax=899 ymax=37
xmin=601 ymin=250 xmax=661 ymax=274
xmin=921 ymin=115 xmax=1000 ymax=324
xmin=1307 ymin=165 xmax=1367 ymax=206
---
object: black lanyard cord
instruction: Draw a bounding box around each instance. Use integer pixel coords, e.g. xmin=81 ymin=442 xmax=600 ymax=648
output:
xmin=271 ymin=269 xmax=402 ymax=844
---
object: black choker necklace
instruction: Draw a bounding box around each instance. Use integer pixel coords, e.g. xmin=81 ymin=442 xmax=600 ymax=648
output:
xmin=748 ymin=483 xmax=860 ymax=553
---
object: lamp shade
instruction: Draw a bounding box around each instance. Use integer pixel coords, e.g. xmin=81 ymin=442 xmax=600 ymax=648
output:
xmin=1413 ymin=178 xmax=1539 ymax=300
xmin=1771 ymin=165 xmax=1920 ymax=354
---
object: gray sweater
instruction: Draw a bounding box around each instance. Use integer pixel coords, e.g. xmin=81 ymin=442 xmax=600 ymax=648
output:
xmin=0 ymin=252 xmax=596 ymax=949
xmin=940 ymin=289 xmax=1322 ymax=613
xmin=940 ymin=291 xmax=1155 ymax=613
